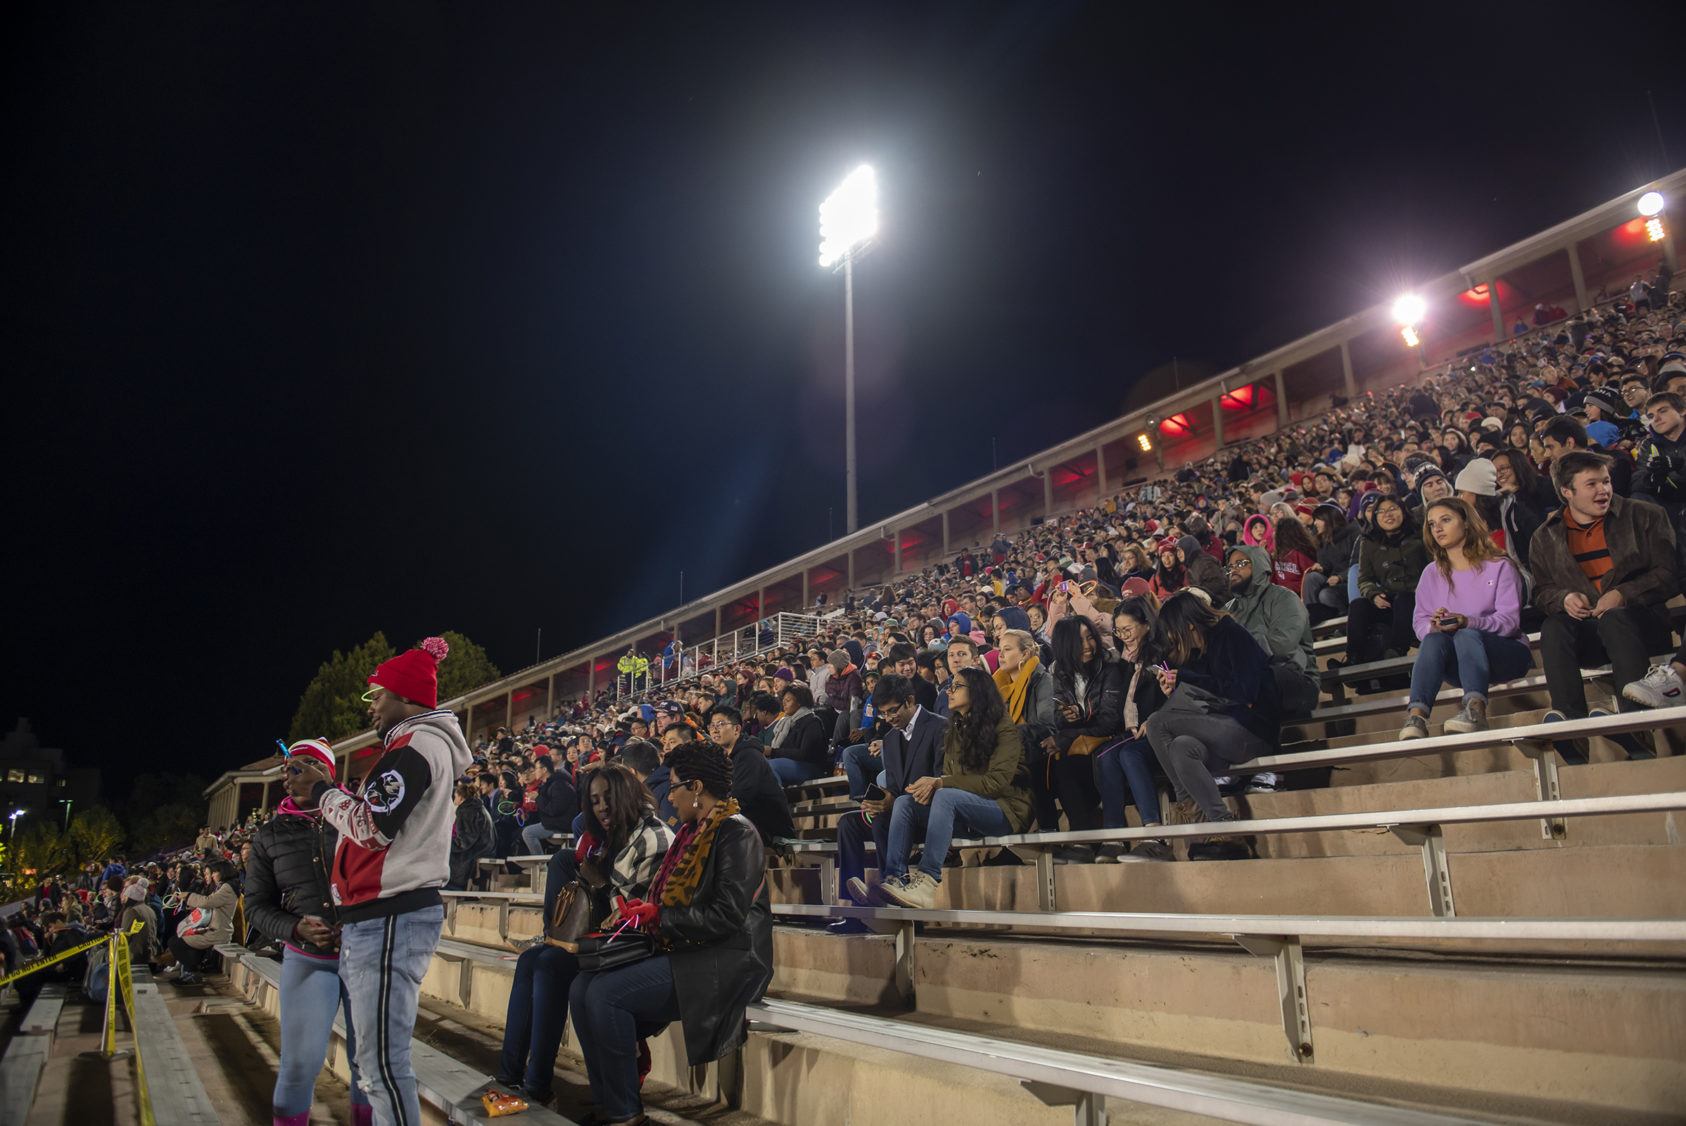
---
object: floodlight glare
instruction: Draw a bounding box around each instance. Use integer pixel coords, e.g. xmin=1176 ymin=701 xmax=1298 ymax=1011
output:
xmin=1638 ymin=191 xmax=1665 ymax=217
xmin=818 ymin=165 xmax=879 ymax=268
xmin=1392 ymin=294 xmax=1426 ymax=326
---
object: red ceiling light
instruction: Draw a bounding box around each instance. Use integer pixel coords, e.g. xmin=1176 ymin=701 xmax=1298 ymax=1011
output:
xmin=1158 ymin=413 xmax=1193 ymax=437
xmin=1219 ymin=384 xmax=1256 ymax=411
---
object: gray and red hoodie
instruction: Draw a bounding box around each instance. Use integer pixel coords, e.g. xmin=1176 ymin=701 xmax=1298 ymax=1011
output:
xmin=313 ymin=709 xmax=472 ymax=923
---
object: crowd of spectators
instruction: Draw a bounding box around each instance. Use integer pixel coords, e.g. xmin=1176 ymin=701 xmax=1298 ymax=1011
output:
xmin=11 ymin=275 xmax=1685 ymax=1126
xmin=479 ymin=275 xmax=1686 ymax=882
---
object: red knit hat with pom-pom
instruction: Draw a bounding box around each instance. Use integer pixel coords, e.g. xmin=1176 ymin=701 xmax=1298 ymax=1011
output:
xmin=367 ymin=636 xmax=450 ymax=708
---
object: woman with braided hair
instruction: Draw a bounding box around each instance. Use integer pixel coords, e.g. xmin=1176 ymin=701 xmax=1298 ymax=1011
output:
xmin=568 ymin=742 xmax=770 ymax=1126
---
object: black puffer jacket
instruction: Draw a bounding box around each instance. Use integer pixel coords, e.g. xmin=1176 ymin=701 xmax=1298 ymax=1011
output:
xmin=245 ymin=804 xmax=339 ymax=957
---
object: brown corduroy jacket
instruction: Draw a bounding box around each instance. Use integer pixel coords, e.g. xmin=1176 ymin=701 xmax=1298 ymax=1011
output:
xmin=1527 ymin=494 xmax=1678 ymax=616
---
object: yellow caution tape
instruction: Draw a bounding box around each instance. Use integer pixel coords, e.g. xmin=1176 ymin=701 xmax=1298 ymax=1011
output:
xmin=0 ymin=919 xmax=142 ymax=989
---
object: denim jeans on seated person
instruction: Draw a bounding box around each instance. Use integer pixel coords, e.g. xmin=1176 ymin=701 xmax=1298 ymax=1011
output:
xmin=1095 ymin=737 xmax=1162 ymax=828
xmin=885 ymin=788 xmax=1013 ymax=882
xmin=1408 ymin=628 xmax=1533 ymax=710
xmin=768 ymin=756 xmax=829 ymax=787
xmin=568 ymin=954 xmax=682 ymax=1122
xmin=840 ymin=742 xmax=883 ymax=800
xmin=499 ymin=943 xmax=582 ymax=1099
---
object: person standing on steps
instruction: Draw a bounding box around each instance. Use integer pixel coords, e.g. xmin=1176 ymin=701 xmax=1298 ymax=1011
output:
xmin=248 ymin=738 xmax=371 ymax=1126
xmin=284 ymin=637 xmax=471 ymax=1126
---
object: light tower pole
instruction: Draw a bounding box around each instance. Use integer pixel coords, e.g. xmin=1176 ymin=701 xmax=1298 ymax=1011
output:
xmin=819 ymin=165 xmax=879 ymax=534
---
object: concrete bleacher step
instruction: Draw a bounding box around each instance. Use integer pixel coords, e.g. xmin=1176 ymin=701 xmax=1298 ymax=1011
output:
xmin=415 ymin=926 xmax=1684 ymax=1123
xmin=0 ymin=983 xmax=65 ymax=1123
xmin=445 ymin=840 xmax=1686 ymax=954
xmin=1238 ymin=754 xmax=1686 ymax=858
xmin=222 ymin=948 xmax=581 ymax=1126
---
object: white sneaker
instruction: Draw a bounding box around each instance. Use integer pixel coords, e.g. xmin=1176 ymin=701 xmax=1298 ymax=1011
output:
xmin=1622 ymin=665 xmax=1685 ymax=709
xmin=1244 ymin=772 xmax=1280 ymax=794
xmin=883 ymin=870 xmax=938 ymax=909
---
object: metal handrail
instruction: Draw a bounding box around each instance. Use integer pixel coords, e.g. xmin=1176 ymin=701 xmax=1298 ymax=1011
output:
xmin=784 ymin=791 xmax=1686 ymax=849
xmin=768 ymin=903 xmax=1686 ymax=942
xmin=748 ymin=997 xmax=1484 ymax=1126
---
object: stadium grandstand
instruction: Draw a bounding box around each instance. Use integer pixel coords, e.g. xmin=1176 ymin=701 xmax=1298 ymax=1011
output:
xmin=9 ymin=173 xmax=1686 ymax=1124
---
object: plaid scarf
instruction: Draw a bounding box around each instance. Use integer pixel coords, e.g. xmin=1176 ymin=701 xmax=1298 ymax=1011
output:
xmin=653 ymin=797 xmax=740 ymax=909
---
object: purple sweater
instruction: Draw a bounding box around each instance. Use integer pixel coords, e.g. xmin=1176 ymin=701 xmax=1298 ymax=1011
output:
xmin=1411 ymin=558 xmax=1523 ymax=641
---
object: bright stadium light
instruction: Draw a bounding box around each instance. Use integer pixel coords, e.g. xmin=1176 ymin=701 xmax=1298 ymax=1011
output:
xmin=1638 ymin=191 xmax=1665 ymax=217
xmin=818 ymin=164 xmax=880 ymax=536
xmin=1393 ymin=293 xmax=1426 ymax=349
xmin=818 ymin=165 xmax=879 ymax=268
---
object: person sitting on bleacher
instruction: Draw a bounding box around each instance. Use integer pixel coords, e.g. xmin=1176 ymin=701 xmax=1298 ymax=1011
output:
xmin=1096 ymin=597 xmax=1171 ymax=860
xmin=1037 ymin=617 xmax=1122 ymax=861
xmin=762 ymin=682 xmax=831 ymax=787
xmin=1347 ymin=494 xmax=1429 ymax=673
xmin=1398 ymin=499 xmax=1530 ymax=739
xmin=704 ymin=705 xmax=796 ymax=843
xmin=568 ymin=743 xmax=769 ymax=1126
xmin=1224 ymin=543 xmax=1318 ymax=720
xmin=993 ymin=626 xmax=1058 ymax=835
xmin=837 ymin=675 xmax=947 ymax=930
xmin=1143 ymin=593 xmax=1278 ymax=860
xmin=497 ymin=764 xmax=672 ymax=1110
xmin=870 ymin=666 xmax=1032 ymax=908
xmin=1530 ymin=450 xmax=1678 ymax=761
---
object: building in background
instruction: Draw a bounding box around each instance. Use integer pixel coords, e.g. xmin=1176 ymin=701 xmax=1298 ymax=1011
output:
xmin=0 ymin=719 xmax=101 ymax=826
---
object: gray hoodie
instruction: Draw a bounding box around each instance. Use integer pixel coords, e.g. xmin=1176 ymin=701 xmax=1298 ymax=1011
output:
xmin=1224 ymin=544 xmax=1315 ymax=672
xmin=318 ymin=709 xmax=473 ymax=922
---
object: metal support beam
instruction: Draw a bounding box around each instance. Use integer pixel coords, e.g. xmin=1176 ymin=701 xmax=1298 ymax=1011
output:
xmin=941 ymin=509 xmax=951 ymax=556
xmin=1566 ymin=241 xmax=1590 ymax=311
xmin=991 ymin=490 xmax=1000 ymax=535
xmin=1027 ymin=847 xmax=1057 ymax=912
xmin=1272 ymin=370 xmax=1288 ymax=425
xmin=1094 ymin=445 xmax=1107 ymax=495
xmin=893 ymin=921 xmax=916 ymax=1005
xmin=1022 ymin=1082 xmax=1108 ymax=1126
xmin=819 ymin=856 xmax=839 ymax=907
xmin=1390 ymin=824 xmax=1455 ymax=917
xmin=893 ymin=529 xmax=902 ymax=574
xmin=1210 ymin=396 xmax=1225 ymax=448
xmin=1339 ymin=339 xmax=1357 ymax=398
xmin=504 ymin=692 xmax=513 ymax=731
xmin=848 ymin=550 xmax=856 ymax=591
xmin=1518 ymin=741 xmax=1567 ymax=840
xmin=1042 ymin=471 xmax=1054 ymax=517
xmin=1233 ymin=935 xmax=1313 ymax=1064
xmin=1486 ymin=276 xmax=1506 ymax=342
xmin=801 ymin=570 xmax=809 ymax=610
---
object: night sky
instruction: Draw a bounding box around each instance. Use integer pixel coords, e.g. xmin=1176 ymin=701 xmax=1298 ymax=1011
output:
xmin=5 ymin=2 xmax=1684 ymax=789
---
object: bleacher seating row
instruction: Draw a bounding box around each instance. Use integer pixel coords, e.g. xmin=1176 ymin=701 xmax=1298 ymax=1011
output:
xmin=448 ymin=647 xmax=1686 ymax=1122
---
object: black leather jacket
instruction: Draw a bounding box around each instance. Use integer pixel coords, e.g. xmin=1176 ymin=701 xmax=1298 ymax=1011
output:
xmin=246 ymin=806 xmax=340 ymax=957
xmin=660 ymin=814 xmax=771 ymax=1066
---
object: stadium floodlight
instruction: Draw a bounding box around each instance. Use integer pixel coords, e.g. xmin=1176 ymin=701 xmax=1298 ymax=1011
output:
xmin=6 ymin=809 xmax=22 ymax=840
xmin=1393 ymin=293 xmax=1426 ymax=349
xmin=1136 ymin=433 xmax=1152 ymax=452
xmin=1638 ymin=191 xmax=1665 ymax=217
xmin=818 ymin=165 xmax=879 ymax=268
xmin=818 ymin=164 xmax=879 ymax=536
